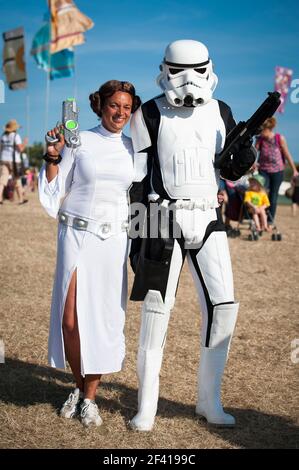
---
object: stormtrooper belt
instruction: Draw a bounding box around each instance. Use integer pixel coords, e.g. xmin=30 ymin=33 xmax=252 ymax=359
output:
xmin=58 ymin=211 xmax=129 ymax=238
xmin=149 ymin=195 xmax=219 ymax=211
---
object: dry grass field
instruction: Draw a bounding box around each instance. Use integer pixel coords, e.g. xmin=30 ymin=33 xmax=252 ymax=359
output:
xmin=0 ymin=192 xmax=298 ymax=449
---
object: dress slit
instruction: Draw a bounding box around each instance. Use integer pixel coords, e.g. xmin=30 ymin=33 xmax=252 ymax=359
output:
xmin=59 ymin=266 xmax=82 ymax=371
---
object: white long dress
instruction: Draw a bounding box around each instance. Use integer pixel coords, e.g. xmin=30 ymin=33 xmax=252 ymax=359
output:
xmin=39 ymin=125 xmax=134 ymax=375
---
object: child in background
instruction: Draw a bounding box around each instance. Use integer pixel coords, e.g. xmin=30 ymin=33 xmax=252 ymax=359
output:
xmin=291 ymin=164 xmax=299 ymax=216
xmin=26 ymin=168 xmax=34 ymax=192
xmin=244 ymin=174 xmax=270 ymax=232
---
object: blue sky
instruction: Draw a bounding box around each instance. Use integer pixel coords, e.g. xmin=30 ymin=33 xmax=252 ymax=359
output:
xmin=0 ymin=0 xmax=298 ymax=161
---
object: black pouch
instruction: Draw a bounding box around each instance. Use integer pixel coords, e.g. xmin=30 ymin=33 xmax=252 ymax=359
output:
xmin=130 ymin=236 xmax=174 ymax=301
xmin=130 ymin=201 xmax=175 ymax=301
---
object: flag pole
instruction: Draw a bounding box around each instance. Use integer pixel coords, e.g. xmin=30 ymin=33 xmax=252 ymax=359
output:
xmin=44 ymin=8 xmax=52 ymax=152
xmin=24 ymin=30 xmax=30 ymax=165
xmin=44 ymin=43 xmax=51 ymax=153
xmin=26 ymin=94 xmax=30 ymax=164
xmin=73 ymin=49 xmax=77 ymax=99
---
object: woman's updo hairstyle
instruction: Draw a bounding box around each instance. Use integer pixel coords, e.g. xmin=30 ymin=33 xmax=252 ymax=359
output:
xmin=89 ymin=80 xmax=141 ymax=117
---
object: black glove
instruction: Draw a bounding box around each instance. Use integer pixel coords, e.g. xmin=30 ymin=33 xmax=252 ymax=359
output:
xmin=220 ymin=145 xmax=256 ymax=181
xmin=230 ymin=136 xmax=253 ymax=155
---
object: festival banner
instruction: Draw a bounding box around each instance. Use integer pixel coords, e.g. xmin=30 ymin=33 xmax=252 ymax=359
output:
xmin=48 ymin=0 xmax=94 ymax=54
xmin=274 ymin=66 xmax=293 ymax=113
xmin=2 ymin=27 xmax=27 ymax=90
xmin=31 ymin=23 xmax=74 ymax=80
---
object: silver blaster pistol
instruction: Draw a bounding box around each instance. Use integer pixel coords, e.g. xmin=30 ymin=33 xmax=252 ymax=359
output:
xmin=45 ymin=98 xmax=81 ymax=148
xmin=62 ymin=98 xmax=81 ymax=148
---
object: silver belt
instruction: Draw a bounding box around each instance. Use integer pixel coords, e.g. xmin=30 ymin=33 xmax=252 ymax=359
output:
xmin=58 ymin=211 xmax=129 ymax=239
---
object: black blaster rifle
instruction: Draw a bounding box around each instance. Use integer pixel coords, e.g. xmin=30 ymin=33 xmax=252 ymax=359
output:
xmin=214 ymin=91 xmax=281 ymax=169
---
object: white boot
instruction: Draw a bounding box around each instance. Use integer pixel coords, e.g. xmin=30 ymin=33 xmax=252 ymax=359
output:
xmin=195 ymin=302 xmax=239 ymax=427
xmin=129 ymin=348 xmax=164 ymax=431
xmin=195 ymin=346 xmax=235 ymax=426
xmin=129 ymin=290 xmax=172 ymax=432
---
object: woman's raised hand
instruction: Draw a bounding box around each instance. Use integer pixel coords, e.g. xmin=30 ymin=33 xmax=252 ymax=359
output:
xmin=46 ymin=125 xmax=65 ymax=156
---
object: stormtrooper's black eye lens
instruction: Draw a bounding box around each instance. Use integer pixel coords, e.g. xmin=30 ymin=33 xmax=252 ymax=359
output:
xmin=194 ymin=68 xmax=207 ymax=74
xmin=169 ymin=68 xmax=184 ymax=75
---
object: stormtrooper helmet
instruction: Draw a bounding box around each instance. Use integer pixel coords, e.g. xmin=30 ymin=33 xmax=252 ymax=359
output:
xmin=157 ymin=39 xmax=218 ymax=107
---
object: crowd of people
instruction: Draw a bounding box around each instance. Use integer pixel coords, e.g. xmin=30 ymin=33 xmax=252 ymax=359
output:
xmin=219 ymin=117 xmax=298 ymax=238
xmin=0 ymin=119 xmax=38 ymax=205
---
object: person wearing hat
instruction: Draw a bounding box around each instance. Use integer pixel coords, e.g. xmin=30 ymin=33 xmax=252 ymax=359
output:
xmin=244 ymin=174 xmax=270 ymax=232
xmin=0 ymin=119 xmax=28 ymax=205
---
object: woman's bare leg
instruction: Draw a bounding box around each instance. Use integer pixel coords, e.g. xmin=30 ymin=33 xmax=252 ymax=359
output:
xmin=62 ymin=270 xmax=84 ymax=391
xmin=63 ymin=270 xmax=102 ymax=401
xmin=84 ymin=375 xmax=101 ymax=400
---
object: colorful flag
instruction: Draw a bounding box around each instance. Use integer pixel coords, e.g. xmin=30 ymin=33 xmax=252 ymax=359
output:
xmin=274 ymin=66 xmax=293 ymax=113
xmin=49 ymin=0 xmax=94 ymax=54
xmin=31 ymin=23 xmax=74 ymax=80
xmin=2 ymin=27 xmax=27 ymax=90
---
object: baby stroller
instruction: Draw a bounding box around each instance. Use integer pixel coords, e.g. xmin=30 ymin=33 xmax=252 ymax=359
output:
xmin=222 ymin=180 xmax=245 ymax=238
xmin=223 ymin=177 xmax=282 ymax=241
xmin=240 ymin=203 xmax=282 ymax=241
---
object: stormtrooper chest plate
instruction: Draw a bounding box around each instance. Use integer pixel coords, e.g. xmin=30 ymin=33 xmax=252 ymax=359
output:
xmin=155 ymin=97 xmax=225 ymax=199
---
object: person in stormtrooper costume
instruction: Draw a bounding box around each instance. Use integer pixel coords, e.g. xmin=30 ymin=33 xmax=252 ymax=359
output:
xmin=128 ymin=39 xmax=256 ymax=431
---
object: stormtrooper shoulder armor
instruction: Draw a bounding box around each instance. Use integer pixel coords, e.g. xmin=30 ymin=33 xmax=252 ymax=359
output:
xmin=130 ymin=105 xmax=152 ymax=153
xmin=217 ymin=100 xmax=236 ymax=135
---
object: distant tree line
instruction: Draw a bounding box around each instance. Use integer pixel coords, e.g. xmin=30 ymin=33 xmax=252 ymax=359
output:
xmin=27 ymin=142 xmax=44 ymax=169
xmin=284 ymin=164 xmax=298 ymax=182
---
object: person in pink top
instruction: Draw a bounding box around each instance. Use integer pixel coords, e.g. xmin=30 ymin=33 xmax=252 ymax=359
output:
xmin=255 ymin=117 xmax=298 ymax=221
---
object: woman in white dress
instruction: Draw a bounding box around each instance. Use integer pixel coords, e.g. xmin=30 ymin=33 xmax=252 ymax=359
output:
xmin=39 ymin=80 xmax=141 ymax=427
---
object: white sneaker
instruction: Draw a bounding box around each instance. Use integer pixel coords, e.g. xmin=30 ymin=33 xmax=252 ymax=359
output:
xmin=60 ymin=388 xmax=83 ymax=419
xmin=80 ymin=399 xmax=103 ymax=427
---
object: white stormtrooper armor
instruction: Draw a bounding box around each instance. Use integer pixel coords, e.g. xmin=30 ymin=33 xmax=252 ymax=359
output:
xmin=156 ymin=39 xmax=218 ymax=107
xmin=131 ymin=96 xmax=225 ymax=204
xmin=129 ymin=39 xmax=254 ymax=432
